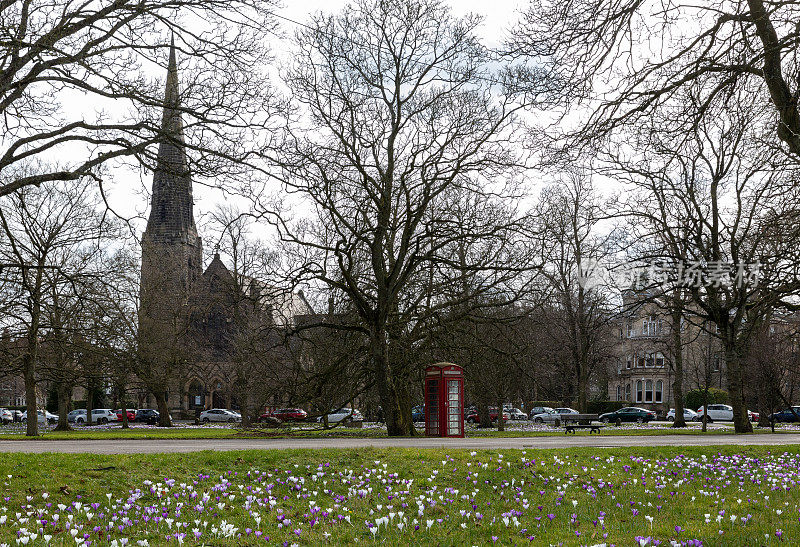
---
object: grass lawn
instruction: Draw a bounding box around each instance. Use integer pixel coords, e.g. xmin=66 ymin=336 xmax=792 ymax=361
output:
xmin=1 ymin=446 xmax=798 ymax=545
xmin=1 ymin=421 xmax=798 ymax=440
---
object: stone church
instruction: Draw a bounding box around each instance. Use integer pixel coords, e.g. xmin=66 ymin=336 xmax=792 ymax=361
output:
xmin=138 ymin=42 xmax=311 ymax=417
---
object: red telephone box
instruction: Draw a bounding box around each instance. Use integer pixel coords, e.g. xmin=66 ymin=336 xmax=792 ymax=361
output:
xmin=424 ymin=363 xmax=464 ymax=438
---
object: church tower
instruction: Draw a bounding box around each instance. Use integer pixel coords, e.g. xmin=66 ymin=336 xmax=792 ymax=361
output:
xmin=139 ymin=40 xmax=203 ymax=357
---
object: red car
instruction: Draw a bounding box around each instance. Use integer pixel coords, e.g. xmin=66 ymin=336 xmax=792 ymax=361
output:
xmin=466 ymin=408 xmax=509 ymax=424
xmin=261 ymin=408 xmax=307 ymax=422
xmin=115 ymin=409 xmax=136 ymax=422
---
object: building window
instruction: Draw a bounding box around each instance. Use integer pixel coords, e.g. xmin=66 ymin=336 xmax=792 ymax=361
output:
xmin=617 ymin=385 xmax=621 ymax=401
xmin=642 ymin=316 xmax=661 ymax=336
xmin=713 ymin=354 xmax=722 ymax=372
xmin=627 ymin=323 xmax=633 ymax=338
xmin=626 ymin=355 xmax=632 ymax=369
xmin=645 ymin=380 xmax=653 ymax=403
xmin=637 ymin=355 xmax=645 ymax=368
xmin=655 ymin=352 xmax=665 ymax=367
xmin=655 ymin=380 xmax=663 ymax=403
xmin=645 ymin=353 xmax=654 ymax=367
xmin=636 ymin=380 xmax=643 ymax=402
xmin=626 ymin=383 xmax=631 ymax=401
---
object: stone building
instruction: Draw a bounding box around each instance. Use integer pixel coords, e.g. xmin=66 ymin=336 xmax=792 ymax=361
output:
xmin=138 ymin=42 xmax=310 ymax=416
xmin=609 ymin=288 xmax=726 ymax=414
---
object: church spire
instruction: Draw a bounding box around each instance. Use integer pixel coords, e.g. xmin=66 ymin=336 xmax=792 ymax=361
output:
xmin=146 ymin=35 xmax=195 ymax=238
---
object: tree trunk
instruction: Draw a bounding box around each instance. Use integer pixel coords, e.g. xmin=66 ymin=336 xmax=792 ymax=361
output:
xmin=54 ymin=382 xmax=72 ymax=431
xmin=478 ymin=399 xmax=492 ymax=428
xmin=23 ymin=353 xmax=38 ymax=437
xmin=240 ymin=382 xmax=251 ymax=428
xmin=701 ymin=387 xmax=709 ymax=433
xmin=372 ymin=330 xmax=413 ymax=436
xmin=724 ymin=343 xmax=753 ymax=433
xmin=86 ymin=383 xmax=94 ymax=425
xmin=496 ymin=399 xmax=505 ymax=431
xmin=577 ymin=366 xmax=589 ymax=413
xmin=155 ymin=390 xmax=172 ymax=427
xmin=120 ymin=395 xmax=129 ymax=429
xmin=671 ymin=304 xmax=687 ymax=428
xmin=24 ymin=264 xmax=44 ymax=437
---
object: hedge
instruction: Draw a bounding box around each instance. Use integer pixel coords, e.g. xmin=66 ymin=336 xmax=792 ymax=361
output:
xmin=587 ymin=400 xmax=627 ymax=415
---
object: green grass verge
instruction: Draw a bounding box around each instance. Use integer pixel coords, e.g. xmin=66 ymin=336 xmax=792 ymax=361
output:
xmin=1 ymin=445 xmax=798 ymax=545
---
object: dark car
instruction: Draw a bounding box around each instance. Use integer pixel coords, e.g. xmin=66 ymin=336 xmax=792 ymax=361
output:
xmin=133 ymin=408 xmax=161 ymax=425
xmin=412 ymin=405 xmax=425 ymax=422
xmin=599 ymin=407 xmax=656 ymax=424
xmin=528 ymin=406 xmax=552 ymax=420
xmin=770 ymin=406 xmax=800 ymax=423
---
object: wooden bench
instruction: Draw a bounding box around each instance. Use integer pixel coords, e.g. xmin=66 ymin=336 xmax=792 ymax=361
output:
xmin=561 ymin=414 xmax=605 ymax=434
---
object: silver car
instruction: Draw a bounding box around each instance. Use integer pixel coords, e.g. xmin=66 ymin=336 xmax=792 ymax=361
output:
xmin=199 ymin=409 xmax=241 ymax=423
xmin=68 ymin=409 xmax=118 ymax=424
xmin=696 ymin=404 xmax=733 ymax=422
xmin=666 ymin=408 xmax=700 ymax=422
xmin=316 ymin=408 xmax=364 ymax=423
xmin=21 ymin=410 xmax=58 ymax=424
xmin=507 ymin=408 xmax=527 ymax=420
xmin=532 ymin=407 xmax=579 ymax=424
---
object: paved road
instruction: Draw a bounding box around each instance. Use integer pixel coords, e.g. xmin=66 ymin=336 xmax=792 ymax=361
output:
xmin=1 ymin=434 xmax=799 ymax=454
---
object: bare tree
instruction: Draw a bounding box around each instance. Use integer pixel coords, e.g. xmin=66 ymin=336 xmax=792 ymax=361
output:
xmin=0 ymin=177 xmax=110 ymax=435
xmin=0 ymin=0 xmax=279 ymax=198
xmin=203 ymin=205 xmax=287 ymax=428
xmin=509 ymin=0 xmax=800 ymax=159
xmin=534 ymin=176 xmax=617 ymax=412
xmin=608 ymin=87 xmax=800 ymax=433
xmin=261 ymin=0 xmax=533 ymax=436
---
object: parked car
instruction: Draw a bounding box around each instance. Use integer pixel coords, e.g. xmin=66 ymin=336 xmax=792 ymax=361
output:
xmin=507 ymin=408 xmax=527 ymax=420
xmin=316 ymin=408 xmax=364 ymax=423
xmin=115 ymin=409 xmax=137 ymax=422
xmin=21 ymin=410 xmax=58 ymax=424
xmin=748 ymin=410 xmax=760 ymax=422
xmin=199 ymin=409 xmax=241 ymax=423
xmin=770 ymin=406 xmax=800 ymax=423
xmin=411 ymin=405 xmax=425 ymax=422
xmin=67 ymin=409 xmax=86 ymax=423
xmin=67 ymin=409 xmax=120 ymax=425
xmin=266 ymin=408 xmax=307 ymax=422
xmin=695 ymin=404 xmax=734 ymax=422
xmin=666 ymin=408 xmax=700 ymax=422
xmin=0 ymin=408 xmax=12 ymax=424
xmin=465 ymin=408 xmax=509 ymax=424
xmin=599 ymin=407 xmax=656 ymax=423
xmin=528 ymin=406 xmax=554 ymax=420
xmin=91 ymin=409 xmax=119 ymax=424
xmin=531 ymin=408 xmax=579 ymax=424
xmin=133 ymin=408 xmax=161 ymax=425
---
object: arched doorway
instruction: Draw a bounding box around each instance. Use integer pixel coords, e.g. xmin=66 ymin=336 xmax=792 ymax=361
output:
xmin=187 ymin=380 xmax=204 ymax=411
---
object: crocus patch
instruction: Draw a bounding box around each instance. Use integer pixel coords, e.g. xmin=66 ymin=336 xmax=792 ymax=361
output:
xmin=1 ymin=448 xmax=799 ymax=544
